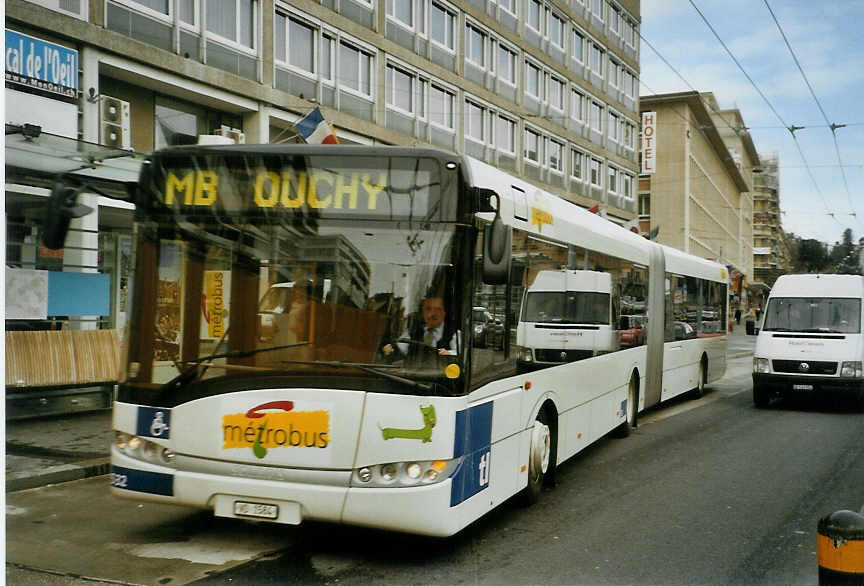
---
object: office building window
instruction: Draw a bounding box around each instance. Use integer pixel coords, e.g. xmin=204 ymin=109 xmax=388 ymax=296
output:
xmin=590 ymin=157 xmax=603 ymax=186
xmin=549 ymin=12 xmax=565 ymax=49
xmin=590 ymin=101 xmax=603 ymax=132
xmin=549 ymin=75 xmax=565 ymax=111
xmin=571 ymin=148 xmax=585 ymax=180
xmin=498 ymin=44 xmax=517 ymax=85
xmin=572 ymin=29 xmax=584 ymax=62
xmin=207 ymin=0 xmax=254 ymax=47
xmin=387 ymin=64 xmax=414 ymax=112
xmin=571 ymin=89 xmax=585 ymax=122
xmin=590 ymin=43 xmax=604 ymax=76
xmin=526 ymin=61 xmax=541 ymax=98
xmin=466 ymin=24 xmax=487 ymax=67
xmin=496 ymin=115 xmax=516 ymax=153
xmin=430 ymin=84 xmax=455 ymax=129
xmin=430 ymin=2 xmax=455 ymax=50
xmin=465 ymin=100 xmax=487 ymax=142
xmin=639 ymin=193 xmax=650 ymax=215
xmin=549 ymin=139 xmax=564 ymax=172
xmin=287 ymin=16 xmax=314 ymax=71
xmin=339 ymin=41 xmax=372 ymax=95
xmin=386 ymin=0 xmax=412 ymax=28
xmin=525 ymin=128 xmax=540 ymax=163
xmin=527 ymin=0 xmax=541 ymax=32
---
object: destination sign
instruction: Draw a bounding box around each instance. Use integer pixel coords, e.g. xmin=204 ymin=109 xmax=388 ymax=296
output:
xmin=156 ymin=156 xmax=440 ymax=220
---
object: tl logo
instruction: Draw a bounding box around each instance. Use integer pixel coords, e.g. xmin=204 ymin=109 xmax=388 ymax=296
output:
xmin=222 ymin=401 xmax=330 ymax=459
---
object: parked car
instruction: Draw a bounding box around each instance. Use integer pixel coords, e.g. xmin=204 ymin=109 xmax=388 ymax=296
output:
xmin=618 ymin=314 xmax=646 ymax=347
xmin=673 ymin=320 xmax=697 ymax=340
xmin=472 ymin=307 xmax=495 ymax=348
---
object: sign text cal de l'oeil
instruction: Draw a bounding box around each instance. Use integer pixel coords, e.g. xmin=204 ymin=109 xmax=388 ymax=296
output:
xmin=164 ymin=170 xmax=391 ymax=211
xmin=5 ymin=29 xmax=78 ymax=98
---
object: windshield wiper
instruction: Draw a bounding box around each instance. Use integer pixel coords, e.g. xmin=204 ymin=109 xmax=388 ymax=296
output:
xmin=279 ymin=359 xmax=432 ymax=392
xmin=161 ymin=342 xmax=310 ymax=391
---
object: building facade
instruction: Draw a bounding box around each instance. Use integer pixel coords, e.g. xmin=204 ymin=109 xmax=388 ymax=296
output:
xmin=637 ymin=91 xmax=758 ymax=311
xmin=6 ymin=0 xmax=643 ymax=332
xmin=752 ymin=152 xmax=790 ymax=303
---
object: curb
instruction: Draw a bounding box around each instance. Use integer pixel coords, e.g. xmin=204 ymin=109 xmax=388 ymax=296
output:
xmin=6 ymin=457 xmax=110 ymax=493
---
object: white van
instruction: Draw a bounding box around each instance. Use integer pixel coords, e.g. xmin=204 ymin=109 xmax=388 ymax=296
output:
xmin=516 ymin=270 xmax=616 ymax=370
xmin=750 ymin=273 xmax=864 ymax=409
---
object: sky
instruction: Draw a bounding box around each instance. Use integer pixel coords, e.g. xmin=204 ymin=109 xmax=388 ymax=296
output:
xmin=639 ymin=0 xmax=864 ymax=246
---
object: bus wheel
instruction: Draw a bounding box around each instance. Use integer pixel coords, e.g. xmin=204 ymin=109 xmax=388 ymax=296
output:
xmin=520 ymin=410 xmax=551 ymax=506
xmin=612 ymin=376 xmax=637 ymax=438
xmin=753 ymin=383 xmax=771 ymax=408
xmin=691 ymin=357 xmax=707 ymax=399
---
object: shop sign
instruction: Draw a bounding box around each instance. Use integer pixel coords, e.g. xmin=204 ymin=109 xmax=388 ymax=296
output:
xmin=5 ymin=29 xmax=78 ymax=98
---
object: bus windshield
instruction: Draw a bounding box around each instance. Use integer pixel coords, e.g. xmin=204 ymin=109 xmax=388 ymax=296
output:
xmin=523 ymin=291 xmax=610 ymax=324
xmin=123 ymin=150 xmax=471 ymax=400
xmin=762 ymin=297 xmax=861 ymax=334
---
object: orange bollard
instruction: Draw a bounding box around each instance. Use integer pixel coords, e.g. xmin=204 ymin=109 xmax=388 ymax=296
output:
xmin=818 ymin=509 xmax=864 ymax=585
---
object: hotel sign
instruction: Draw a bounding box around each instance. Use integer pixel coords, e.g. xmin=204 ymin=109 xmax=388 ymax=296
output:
xmin=5 ymin=30 xmax=78 ymax=98
xmin=641 ymin=111 xmax=656 ymax=174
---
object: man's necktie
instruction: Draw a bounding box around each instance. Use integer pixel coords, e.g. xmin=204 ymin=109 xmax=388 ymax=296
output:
xmin=423 ymin=327 xmax=436 ymax=346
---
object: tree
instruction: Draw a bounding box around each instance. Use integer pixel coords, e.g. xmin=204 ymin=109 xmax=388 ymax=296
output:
xmin=834 ymin=228 xmax=862 ymax=275
xmin=793 ymin=238 xmax=830 ymax=273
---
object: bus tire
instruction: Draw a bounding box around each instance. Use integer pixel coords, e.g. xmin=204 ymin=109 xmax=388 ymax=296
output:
xmin=612 ymin=375 xmax=638 ymax=438
xmin=753 ymin=383 xmax=770 ymax=408
xmin=691 ymin=357 xmax=708 ymax=399
xmin=519 ymin=408 xmax=552 ymax=506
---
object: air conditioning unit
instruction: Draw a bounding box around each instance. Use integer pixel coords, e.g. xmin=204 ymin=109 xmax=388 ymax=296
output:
xmin=99 ymin=96 xmax=131 ymax=149
xmin=215 ymin=125 xmax=245 ymax=144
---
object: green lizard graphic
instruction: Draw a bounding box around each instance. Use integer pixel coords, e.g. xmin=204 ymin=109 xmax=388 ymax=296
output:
xmin=380 ymin=404 xmax=437 ymax=443
xmin=252 ymin=422 xmax=268 ymax=458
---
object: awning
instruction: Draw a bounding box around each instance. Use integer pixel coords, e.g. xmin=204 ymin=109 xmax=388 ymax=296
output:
xmin=5 ymin=124 xmax=145 ymax=199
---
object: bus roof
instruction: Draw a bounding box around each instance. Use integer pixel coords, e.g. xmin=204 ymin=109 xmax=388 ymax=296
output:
xmin=463 ymin=157 xmax=652 ymax=266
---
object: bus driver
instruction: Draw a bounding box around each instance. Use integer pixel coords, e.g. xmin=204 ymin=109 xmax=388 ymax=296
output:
xmin=383 ymin=296 xmax=460 ymax=358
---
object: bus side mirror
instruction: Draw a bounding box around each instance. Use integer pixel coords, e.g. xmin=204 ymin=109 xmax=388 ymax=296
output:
xmin=482 ymin=193 xmax=511 ymax=285
xmin=42 ymin=180 xmax=94 ymax=250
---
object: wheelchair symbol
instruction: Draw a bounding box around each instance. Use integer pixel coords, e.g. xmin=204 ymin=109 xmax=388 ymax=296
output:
xmin=150 ymin=412 xmax=170 ymax=437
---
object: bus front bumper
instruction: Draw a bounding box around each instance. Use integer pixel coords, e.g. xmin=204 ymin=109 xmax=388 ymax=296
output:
xmin=110 ymin=449 xmax=465 ymax=537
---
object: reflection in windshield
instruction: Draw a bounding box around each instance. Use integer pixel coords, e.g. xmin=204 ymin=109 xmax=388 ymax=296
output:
xmin=763 ymin=297 xmax=861 ymax=333
xmin=129 ymin=222 xmax=464 ymax=389
xmin=524 ymin=292 xmax=611 ymax=325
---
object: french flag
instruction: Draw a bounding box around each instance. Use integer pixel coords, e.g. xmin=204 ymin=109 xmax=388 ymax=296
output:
xmin=295 ymin=107 xmax=339 ymax=145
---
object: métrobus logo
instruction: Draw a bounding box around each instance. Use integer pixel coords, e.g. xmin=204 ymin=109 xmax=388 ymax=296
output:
xmin=222 ymin=401 xmax=330 ymax=459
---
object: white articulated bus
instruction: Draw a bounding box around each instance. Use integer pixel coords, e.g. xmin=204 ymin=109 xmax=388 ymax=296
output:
xmin=44 ymin=146 xmax=728 ymax=537
xmin=751 ymin=274 xmax=864 ymax=409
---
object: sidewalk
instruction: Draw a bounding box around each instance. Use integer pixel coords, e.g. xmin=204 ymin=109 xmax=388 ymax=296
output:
xmin=5 ymin=327 xmax=756 ymax=493
xmin=5 ymin=410 xmax=113 ymax=492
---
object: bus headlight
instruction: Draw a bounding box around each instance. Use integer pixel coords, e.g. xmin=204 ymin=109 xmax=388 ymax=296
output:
xmin=351 ymin=457 xmax=462 ymax=487
xmin=753 ymin=358 xmax=770 ymax=373
xmin=840 ymin=361 xmax=863 ymax=377
xmin=115 ymin=431 xmax=175 ymax=467
xmin=518 ymin=346 xmax=533 ymax=362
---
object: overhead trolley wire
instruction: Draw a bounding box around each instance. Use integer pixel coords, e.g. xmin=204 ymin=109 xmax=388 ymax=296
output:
xmin=763 ymin=0 xmax=860 ymax=228
xmin=687 ymin=0 xmax=843 ymax=226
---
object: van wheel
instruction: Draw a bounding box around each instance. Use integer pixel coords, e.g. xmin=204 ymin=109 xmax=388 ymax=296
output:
xmin=519 ymin=409 xmax=552 ymax=506
xmin=753 ymin=383 xmax=770 ymax=408
xmin=612 ymin=376 xmax=637 ymax=438
xmin=691 ymin=358 xmax=707 ymax=399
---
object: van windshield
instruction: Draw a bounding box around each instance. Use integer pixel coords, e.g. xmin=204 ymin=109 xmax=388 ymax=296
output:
xmin=763 ymin=297 xmax=861 ymax=334
xmin=524 ymin=292 xmax=610 ymax=325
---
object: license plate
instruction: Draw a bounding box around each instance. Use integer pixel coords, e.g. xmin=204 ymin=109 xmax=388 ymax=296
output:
xmin=233 ymin=501 xmax=279 ymax=519
xmin=792 ymin=384 xmax=813 ymax=391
